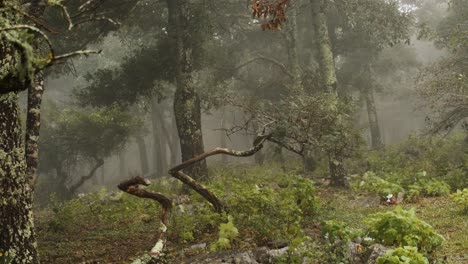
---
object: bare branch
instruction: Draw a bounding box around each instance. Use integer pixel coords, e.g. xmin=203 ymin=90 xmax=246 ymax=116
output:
xmin=118 ymin=176 xmax=172 ymax=261
xmin=234 ymin=53 xmax=294 ymax=79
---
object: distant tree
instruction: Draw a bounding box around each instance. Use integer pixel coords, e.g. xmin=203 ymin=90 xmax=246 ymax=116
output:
xmin=38 ymin=104 xmax=140 ymax=199
xmin=417 ymin=0 xmax=467 ymax=135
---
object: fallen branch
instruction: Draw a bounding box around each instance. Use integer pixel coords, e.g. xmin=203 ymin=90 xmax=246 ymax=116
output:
xmin=118 ymin=133 xmax=270 ymax=262
xmin=118 ymin=176 xmax=172 ymax=260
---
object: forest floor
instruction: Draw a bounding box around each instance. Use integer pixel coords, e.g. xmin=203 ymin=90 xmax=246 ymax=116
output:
xmin=35 ymin=184 xmax=468 ymax=264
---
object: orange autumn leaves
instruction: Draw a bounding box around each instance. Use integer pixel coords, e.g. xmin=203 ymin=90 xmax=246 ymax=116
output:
xmin=251 ymin=0 xmax=290 ymax=30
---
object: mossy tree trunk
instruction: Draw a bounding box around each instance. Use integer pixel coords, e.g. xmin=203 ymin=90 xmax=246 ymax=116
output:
xmin=311 ymin=0 xmax=346 ymax=186
xmin=0 ymin=93 xmax=39 ymax=263
xmin=168 ymin=0 xmax=207 ymax=180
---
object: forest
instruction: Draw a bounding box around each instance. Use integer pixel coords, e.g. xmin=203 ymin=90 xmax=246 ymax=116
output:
xmin=0 ymin=0 xmax=467 ymax=263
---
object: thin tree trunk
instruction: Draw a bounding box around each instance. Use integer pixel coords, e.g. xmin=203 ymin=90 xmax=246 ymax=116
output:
xmin=151 ymin=100 xmax=165 ymax=176
xmin=365 ymin=87 xmax=383 ymax=149
xmin=119 ymin=151 xmax=127 ymax=179
xmin=220 ymin=107 xmax=228 ymax=163
xmin=169 ymin=113 xmax=180 ymax=166
xmin=68 ymin=159 xmax=104 ymax=194
xmin=136 ymin=135 xmax=150 ymax=175
xmin=168 ymin=0 xmax=208 ymax=180
xmin=311 ymin=0 xmax=346 ymax=186
xmin=154 ymin=103 xmax=168 ymax=174
xmin=0 ymin=93 xmax=39 ymax=263
xmin=363 ymin=65 xmax=383 ymax=149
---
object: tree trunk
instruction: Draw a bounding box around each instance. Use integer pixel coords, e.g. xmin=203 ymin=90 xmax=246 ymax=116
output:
xmin=285 ymin=0 xmax=302 ymax=94
xmin=311 ymin=0 xmax=337 ymax=93
xmin=220 ymin=107 xmax=228 ymax=163
xmin=0 ymin=93 xmax=39 ymax=263
xmin=168 ymin=0 xmax=207 ymax=180
xmin=68 ymin=159 xmax=104 ymax=194
xmin=25 ymin=0 xmax=47 ymax=189
xmin=151 ymin=100 xmax=165 ymax=176
xmin=25 ymin=72 xmax=44 ymax=188
xmin=136 ymin=135 xmax=150 ymax=175
xmin=363 ymin=65 xmax=383 ymax=149
xmin=311 ymin=0 xmax=346 ymax=186
xmin=365 ymin=86 xmax=383 ymax=149
xmin=169 ymin=114 xmax=180 ymax=166
xmin=119 ymin=151 xmax=127 ymax=179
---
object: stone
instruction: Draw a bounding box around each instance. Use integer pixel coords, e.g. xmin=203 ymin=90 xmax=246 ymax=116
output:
xmin=365 ymin=244 xmax=389 ymax=264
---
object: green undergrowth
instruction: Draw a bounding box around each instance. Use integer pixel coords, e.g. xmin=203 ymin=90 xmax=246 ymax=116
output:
xmin=36 ymin=163 xmax=320 ymax=263
xmin=35 ymin=134 xmax=467 ymax=263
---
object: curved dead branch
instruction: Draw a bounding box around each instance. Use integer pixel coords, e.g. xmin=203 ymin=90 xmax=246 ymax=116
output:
xmin=118 ymin=133 xmax=270 ymax=262
xmin=118 ymin=176 xmax=172 ymax=261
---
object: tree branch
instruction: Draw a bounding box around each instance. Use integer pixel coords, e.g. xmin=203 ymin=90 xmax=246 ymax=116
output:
xmin=118 ymin=176 xmax=172 ymax=260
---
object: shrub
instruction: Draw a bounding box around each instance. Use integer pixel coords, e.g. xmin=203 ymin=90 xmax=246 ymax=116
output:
xmin=365 ymin=207 xmax=444 ymax=253
xmin=351 ymin=172 xmax=404 ymax=197
xmin=450 ymin=188 xmax=468 ymax=214
xmin=210 ymin=215 xmax=239 ymax=251
xmin=377 ymin=246 xmax=429 ymax=264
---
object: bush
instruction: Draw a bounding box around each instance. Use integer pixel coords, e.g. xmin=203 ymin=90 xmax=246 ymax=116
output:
xmin=365 ymin=207 xmax=444 ymax=253
xmin=364 ymin=134 xmax=467 ymax=191
xmin=208 ymin=166 xmax=319 ymax=245
xmin=377 ymin=246 xmax=429 ymax=264
xmin=351 ymin=172 xmax=404 ymax=197
xmin=450 ymin=188 xmax=468 ymax=214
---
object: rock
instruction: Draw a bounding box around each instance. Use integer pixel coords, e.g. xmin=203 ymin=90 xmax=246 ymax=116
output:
xmin=345 ymin=242 xmax=363 ymax=264
xmin=190 ymin=243 xmax=207 ymax=250
xmin=365 ymin=244 xmax=389 ymax=264
xmin=267 ymin=240 xmax=288 ymax=249
xmin=231 ymin=252 xmax=259 ymax=264
xmin=187 ymin=246 xmax=290 ymax=264
xmin=396 ymin=192 xmax=405 ymax=204
xmin=251 ymin=247 xmax=269 ymax=263
xmin=268 ymin=247 xmax=289 ymax=260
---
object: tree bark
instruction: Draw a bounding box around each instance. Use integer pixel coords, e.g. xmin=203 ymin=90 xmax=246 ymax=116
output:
xmin=136 ymin=135 xmax=150 ymax=175
xmin=168 ymin=0 xmax=208 ymax=180
xmin=25 ymin=1 xmax=47 ymax=188
xmin=25 ymin=72 xmax=44 ymax=188
xmin=151 ymin=100 xmax=165 ymax=176
xmin=364 ymin=86 xmax=383 ymax=149
xmin=363 ymin=65 xmax=383 ymax=149
xmin=0 ymin=93 xmax=39 ymax=264
xmin=68 ymin=158 xmax=104 ymax=194
xmin=220 ymin=107 xmax=228 ymax=163
xmin=311 ymin=0 xmax=337 ymax=93
xmin=285 ymin=0 xmax=302 ymax=94
xmin=311 ymin=0 xmax=346 ymax=186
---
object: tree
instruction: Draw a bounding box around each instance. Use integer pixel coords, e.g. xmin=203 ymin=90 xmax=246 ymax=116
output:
xmin=417 ymin=0 xmax=467 ymax=135
xmin=0 ymin=1 xmax=129 ymax=261
xmin=38 ymin=104 xmax=140 ymax=200
xmin=168 ymin=0 xmax=209 ymax=180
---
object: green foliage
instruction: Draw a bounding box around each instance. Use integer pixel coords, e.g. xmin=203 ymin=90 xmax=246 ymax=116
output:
xmin=377 ymin=246 xmax=429 ymax=264
xmin=450 ymin=188 xmax=468 ymax=213
xmin=361 ymin=134 xmax=467 ymax=191
xmin=351 ymin=171 xmax=404 ymax=197
xmin=208 ymin=165 xmax=319 ymax=245
xmin=365 ymin=207 xmax=444 ymax=253
xmin=210 ymin=215 xmax=239 ymax=251
xmin=322 ymin=220 xmax=355 ymax=243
